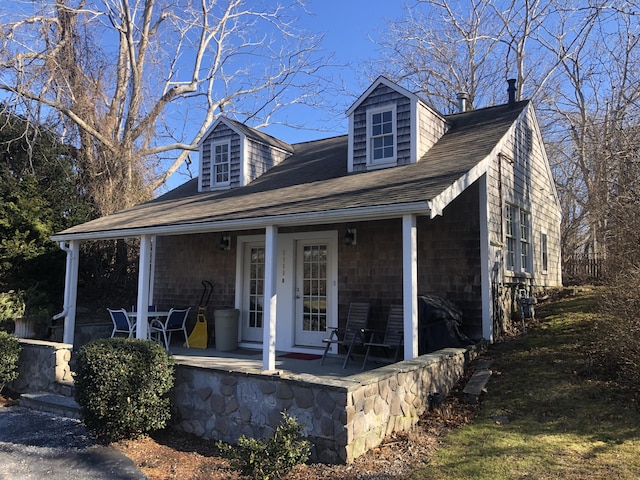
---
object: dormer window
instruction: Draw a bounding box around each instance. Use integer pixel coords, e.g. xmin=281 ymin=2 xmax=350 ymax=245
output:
xmin=212 ymin=141 xmax=230 ymax=185
xmin=367 ymin=105 xmax=396 ymax=166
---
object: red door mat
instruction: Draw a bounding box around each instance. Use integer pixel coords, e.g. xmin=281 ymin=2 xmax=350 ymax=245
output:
xmin=278 ymin=353 xmax=323 ymax=360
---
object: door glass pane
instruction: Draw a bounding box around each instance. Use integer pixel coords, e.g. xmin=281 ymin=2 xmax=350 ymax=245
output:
xmin=301 ymin=244 xmax=327 ymax=333
xmin=249 ymin=246 xmax=264 ymax=329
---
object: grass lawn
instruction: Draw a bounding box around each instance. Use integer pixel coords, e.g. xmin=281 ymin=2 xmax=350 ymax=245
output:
xmin=410 ymin=288 xmax=640 ymax=480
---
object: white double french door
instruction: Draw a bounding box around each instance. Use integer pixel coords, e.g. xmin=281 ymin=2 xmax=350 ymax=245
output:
xmin=239 ymin=232 xmax=336 ymax=349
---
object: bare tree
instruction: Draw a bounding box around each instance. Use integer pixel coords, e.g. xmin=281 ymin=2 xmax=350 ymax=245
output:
xmin=372 ymin=0 xmax=504 ymax=113
xmin=373 ymin=0 xmax=640 ymax=268
xmin=0 ymin=0 xmax=328 ymax=216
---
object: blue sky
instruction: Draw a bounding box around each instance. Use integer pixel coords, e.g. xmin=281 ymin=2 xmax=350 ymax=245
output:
xmin=264 ymin=0 xmax=407 ymax=142
xmin=167 ymin=1 xmax=408 ymax=190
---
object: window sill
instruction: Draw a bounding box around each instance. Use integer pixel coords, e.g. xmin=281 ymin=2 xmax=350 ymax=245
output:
xmin=367 ymin=160 xmax=397 ymax=170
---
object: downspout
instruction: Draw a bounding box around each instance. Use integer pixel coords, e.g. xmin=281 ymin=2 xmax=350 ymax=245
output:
xmin=52 ymin=241 xmax=72 ymax=324
xmin=52 ymin=240 xmax=79 ymax=345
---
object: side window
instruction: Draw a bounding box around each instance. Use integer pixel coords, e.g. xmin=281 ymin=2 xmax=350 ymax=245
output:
xmin=541 ymin=232 xmax=548 ymax=273
xmin=520 ymin=210 xmax=530 ymax=272
xmin=504 ymin=204 xmax=532 ymax=274
xmin=212 ymin=141 xmax=230 ymax=185
xmin=505 ymin=205 xmax=516 ymax=270
xmin=367 ymin=106 xmax=396 ymax=166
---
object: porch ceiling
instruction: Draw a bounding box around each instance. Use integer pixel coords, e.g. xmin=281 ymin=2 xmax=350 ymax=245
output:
xmin=51 ymin=101 xmax=527 ymax=242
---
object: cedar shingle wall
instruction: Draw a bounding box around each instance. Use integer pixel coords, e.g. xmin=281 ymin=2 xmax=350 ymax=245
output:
xmin=200 ymin=123 xmax=241 ymax=190
xmin=485 ymin=106 xmax=562 ymax=289
xmin=245 ymin=141 xmax=289 ymax=183
xmin=153 ymin=233 xmax=239 ymax=323
xmin=417 ymin=102 xmax=448 ymax=159
xmin=352 ymin=84 xmax=412 ymax=171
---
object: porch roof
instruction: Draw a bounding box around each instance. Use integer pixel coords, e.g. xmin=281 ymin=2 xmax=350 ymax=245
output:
xmin=52 ymin=101 xmax=528 ymax=241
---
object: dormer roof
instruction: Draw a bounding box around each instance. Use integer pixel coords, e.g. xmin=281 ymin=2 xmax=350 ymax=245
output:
xmin=199 ymin=116 xmax=294 ymax=154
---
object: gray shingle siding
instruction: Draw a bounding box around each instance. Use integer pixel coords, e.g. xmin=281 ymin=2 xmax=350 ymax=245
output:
xmin=351 ymin=84 xmax=412 ymax=170
xmin=417 ymin=102 xmax=448 ymax=159
xmin=485 ymin=105 xmax=561 ymax=295
xmin=246 ymin=140 xmax=290 ymax=184
xmin=200 ymin=123 xmax=240 ymax=190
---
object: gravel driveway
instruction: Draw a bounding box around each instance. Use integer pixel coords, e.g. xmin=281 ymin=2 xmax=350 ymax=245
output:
xmin=0 ymin=405 xmax=146 ymax=480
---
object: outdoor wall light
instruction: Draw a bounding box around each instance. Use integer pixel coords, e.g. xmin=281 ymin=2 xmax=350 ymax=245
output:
xmin=344 ymin=228 xmax=357 ymax=246
xmin=219 ymin=235 xmax=231 ymax=251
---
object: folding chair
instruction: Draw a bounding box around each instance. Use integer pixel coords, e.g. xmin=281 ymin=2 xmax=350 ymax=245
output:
xmin=362 ymin=305 xmax=404 ymax=369
xmin=108 ymin=308 xmax=136 ymax=338
xmin=149 ymin=307 xmax=191 ymax=350
xmin=321 ymin=302 xmax=370 ymax=368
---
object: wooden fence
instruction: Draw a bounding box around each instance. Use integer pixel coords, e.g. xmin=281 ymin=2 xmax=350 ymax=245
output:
xmin=563 ymin=253 xmax=605 ymax=284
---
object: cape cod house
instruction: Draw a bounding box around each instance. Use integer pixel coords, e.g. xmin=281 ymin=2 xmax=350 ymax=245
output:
xmin=46 ymin=76 xmax=562 ymax=461
xmin=52 ymin=76 xmax=561 ymax=364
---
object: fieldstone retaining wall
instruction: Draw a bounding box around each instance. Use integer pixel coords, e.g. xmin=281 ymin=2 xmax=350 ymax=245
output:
xmin=10 ymin=338 xmax=480 ymax=464
xmin=8 ymin=339 xmax=74 ymax=397
xmin=171 ymin=345 xmax=479 ymax=464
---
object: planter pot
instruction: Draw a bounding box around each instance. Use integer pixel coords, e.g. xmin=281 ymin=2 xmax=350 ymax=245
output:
xmin=13 ymin=317 xmax=35 ymax=339
xmin=214 ymin=309 xmax=240 ymax=351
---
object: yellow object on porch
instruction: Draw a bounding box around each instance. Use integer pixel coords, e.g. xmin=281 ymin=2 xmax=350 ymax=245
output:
xmin=185 ymin=308 xmax=208 ymax=349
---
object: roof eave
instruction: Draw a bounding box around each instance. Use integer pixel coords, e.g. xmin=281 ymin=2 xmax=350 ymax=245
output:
xmin=50 ymin=202 xmax=431 ymax=242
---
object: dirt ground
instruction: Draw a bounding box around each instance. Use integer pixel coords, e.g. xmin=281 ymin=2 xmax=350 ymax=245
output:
xmin=1 ymin=366 xmax=480 ymax=480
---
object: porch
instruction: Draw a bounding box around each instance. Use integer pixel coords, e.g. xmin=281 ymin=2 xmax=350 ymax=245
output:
xmin=11 ymin=338 xmax=482 ymax=464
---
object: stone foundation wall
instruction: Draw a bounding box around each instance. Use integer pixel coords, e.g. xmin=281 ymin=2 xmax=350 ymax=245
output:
xmin=8 ymin=339 xmax=74 ymax=397
xmin=171 ymin=345 xmax=479 ymax=464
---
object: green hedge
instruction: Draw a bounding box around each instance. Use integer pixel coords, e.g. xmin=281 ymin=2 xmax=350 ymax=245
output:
xmin=0 ymin=332 xmax=21 ymax=392
xmin=74 ymin=337 xmax=175 ymax=442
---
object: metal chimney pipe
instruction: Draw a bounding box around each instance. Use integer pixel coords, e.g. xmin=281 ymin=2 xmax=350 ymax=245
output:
xmin=507 ymin=79 xmax=517 ymax=106
xmin=456 ymin=92 xmax=469 ymax=113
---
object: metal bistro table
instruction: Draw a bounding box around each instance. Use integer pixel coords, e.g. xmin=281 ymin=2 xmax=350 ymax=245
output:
xmin=126 ymin=310 xmax=171 ymax=343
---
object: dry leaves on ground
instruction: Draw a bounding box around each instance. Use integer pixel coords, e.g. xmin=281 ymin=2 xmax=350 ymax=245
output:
xmin=112 ymin=376 xmax=480 ymax=480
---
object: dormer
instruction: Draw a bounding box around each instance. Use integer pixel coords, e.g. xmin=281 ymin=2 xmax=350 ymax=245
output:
xmin=198 ymin=117 xmax=294 ymax=192
xmin=346 ymin=76 xmax=449 ymax=173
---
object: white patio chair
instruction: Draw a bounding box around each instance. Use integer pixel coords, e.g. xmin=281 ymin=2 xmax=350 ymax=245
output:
xmin=108 ymin=308 xmax=136 ymax=338
xmin=149 ymin=307 xmax=191 ymax=350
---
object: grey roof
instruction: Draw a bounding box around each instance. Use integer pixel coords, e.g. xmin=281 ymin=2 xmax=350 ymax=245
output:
xmin=221 ymin=117 xmax=294 ymax=154
xmin=52 ymin=101 xmax=528 ymax=241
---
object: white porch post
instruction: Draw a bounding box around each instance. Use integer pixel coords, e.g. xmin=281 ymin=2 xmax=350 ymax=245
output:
xmin=479 ymin=174 xmax=494 ymax=342
xmin=62 ymin=240 xmax=79 ymax=345
xmin=262 ymin=225 xmax=278 ymax=371
xmin=402 ymin=214 xmax=419 ymax=360
xmin=135 ymin=234 xmax=152 ymax=339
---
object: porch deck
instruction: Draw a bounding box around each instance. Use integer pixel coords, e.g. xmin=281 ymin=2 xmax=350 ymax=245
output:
xmin=167 ymin=344 xmax=385 ymax=379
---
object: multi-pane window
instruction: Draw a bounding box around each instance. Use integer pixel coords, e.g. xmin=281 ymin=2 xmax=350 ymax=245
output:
xmin=505 ymin=204 xmax=531 ymax=273
xmin=541 ymin=233 xmax=548 ymax=273
xmin=368 ymin=107 xmax=395 ymax=164
xmin=520 ymin=209 xmax=530 ymax=272
xmin=212 ymin=141 xmax=230 ymax=185
xmin=505 ymin=205 xmax=516 ymax=270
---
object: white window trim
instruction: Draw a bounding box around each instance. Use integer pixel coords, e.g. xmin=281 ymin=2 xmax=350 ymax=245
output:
xmin=520 ymin=209 xmax=530 ymax=273
xmin=366 ymin=104 xmax=397 ymax=168
xmin=541 ymin=231 xmax=549 ymax=274
xmin=505 ymin=203 xmax=532 ymax=274
xmin=211 ymin=140 xmax=231 ymax=187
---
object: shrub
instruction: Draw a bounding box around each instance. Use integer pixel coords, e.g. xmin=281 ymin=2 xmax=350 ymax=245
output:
xmin=74 ymin=337 xmax=175 ymax=443
xmin=0 ymin=290 xmax=25 ymax=331
xmin=0 ymin=331 xmax=21 ymax=392
xmin=218 ymin=411 xmax=311 ymax=480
